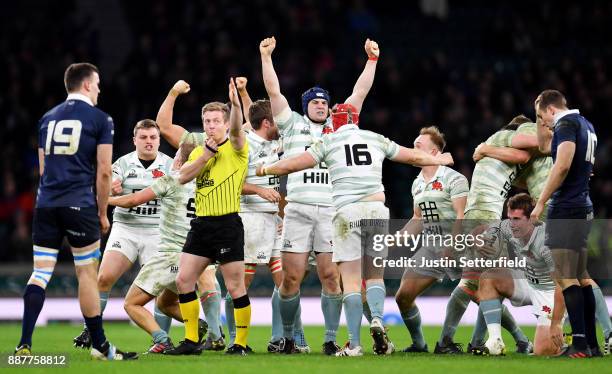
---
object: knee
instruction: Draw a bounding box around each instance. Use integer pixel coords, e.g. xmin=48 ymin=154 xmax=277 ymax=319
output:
xmin=175 ymin=273 xmax=193 ymax=293
xmin=395 ymin=288 xmax=415 ymax=310
xmin=281 ymin=272 xmax=301 ymax=293
xmin=97 ymin=271 xmax=115 ymax=290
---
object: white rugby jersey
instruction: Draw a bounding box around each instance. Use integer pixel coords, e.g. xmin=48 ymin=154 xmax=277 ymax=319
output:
xmin=411 ymin=166 xmax=469 ymax=234
xmin=498 ymin=220 xmax=555 ymax=291
xmin=466 ymin=129 xmax=518 ymax=216
xmin=241 ymin=130 xmax=281 ymax=213
xmin=111 ymin=151 xmax=173 ymax=227
xmin=179 ymin=130 xmax=206 ymax=146
xmin=274 ymin=107 xmax=333 ymax=206
xmin=307 ymin=124 xmax=399 ymax=209
xmin=150 ymin=174 xmax=196 ymax=252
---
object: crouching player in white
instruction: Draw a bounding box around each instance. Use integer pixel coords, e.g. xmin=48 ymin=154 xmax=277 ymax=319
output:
xmin=477 ymin=193 xmax=563 ymax=356
xmin=107 ymin=141 xmax=212 ymax=353
xmin=258 ymin=103 xmax=454 ymax=356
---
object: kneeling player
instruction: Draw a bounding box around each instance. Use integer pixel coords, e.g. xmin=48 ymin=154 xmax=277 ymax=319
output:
xmin=476 ymin=193 xmax=562 ymax=356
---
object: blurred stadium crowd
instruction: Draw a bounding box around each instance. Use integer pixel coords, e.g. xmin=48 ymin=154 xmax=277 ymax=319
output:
xmin=1 ymin=0 xmax=611 ymax=269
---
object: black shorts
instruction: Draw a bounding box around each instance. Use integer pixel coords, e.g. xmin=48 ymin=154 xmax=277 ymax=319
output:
xmin=182 ymin=213 xmax=244 ymax=264
xmin=545 ymin=205 xmax=593 ymax=251
xmin=32 ymin=207 xmax=100 ymax=248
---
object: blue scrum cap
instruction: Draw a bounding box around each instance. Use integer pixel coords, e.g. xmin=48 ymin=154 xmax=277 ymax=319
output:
xmin=301 ymin=86 xmax=330 ymax=115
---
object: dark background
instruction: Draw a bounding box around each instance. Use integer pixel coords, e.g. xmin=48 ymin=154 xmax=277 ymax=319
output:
xmin=0 ymin=0 xmax=610 ymax=295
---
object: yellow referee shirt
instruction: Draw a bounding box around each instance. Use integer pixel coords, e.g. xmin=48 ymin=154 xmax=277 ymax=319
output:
xmin=188 ymin=138 xmax=248 ymax=216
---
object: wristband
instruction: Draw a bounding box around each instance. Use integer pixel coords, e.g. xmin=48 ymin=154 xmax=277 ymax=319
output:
xmin=368 ymin=56 xmax=378 ymax=61
xmin=205 ymin=144 xmax=218 ymax=154
xmin=169 ymin=89 xmax=179 ymax=98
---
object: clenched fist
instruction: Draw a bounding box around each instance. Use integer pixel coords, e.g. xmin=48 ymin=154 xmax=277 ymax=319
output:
xmin=170 ymin=80 xmax=190 ymax=96
xmin=228 ymin=78 xmax=241 ymax=107
xmin=365 ymin=38 xmax=380 ymax=58
xmin=260 ymin=36 xmax=276 ymax=57
xmin=234 ymin=77 xmax=248 ymax=93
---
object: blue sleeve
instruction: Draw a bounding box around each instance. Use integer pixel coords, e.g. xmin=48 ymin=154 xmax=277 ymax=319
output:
xmin=97 ymin=112 xmax=114 ymax=144
xmin=555 ymin=119 xmax=578 ymax=144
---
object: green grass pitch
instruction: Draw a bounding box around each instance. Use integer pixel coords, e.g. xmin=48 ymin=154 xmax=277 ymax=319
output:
xmin=1 ymin=323 xmax=609 ymax=373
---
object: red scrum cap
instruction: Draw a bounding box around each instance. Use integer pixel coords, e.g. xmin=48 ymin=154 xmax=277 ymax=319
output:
xmin=331 ymin=103 xmax=359 ymax=131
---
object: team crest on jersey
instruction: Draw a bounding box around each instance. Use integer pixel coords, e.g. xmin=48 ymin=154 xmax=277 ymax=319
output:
xmin=300 ymin=126 xmax=311 ymax=135
xmin=258 ymin=150 xmax=267 ymax=158
xmin=432 ymin=180 xmax=443 ymax=191
xmin=152 ymin=169 xmax=165 ymax=178
xmin=127 ymin=169 xmax=137 ymax=178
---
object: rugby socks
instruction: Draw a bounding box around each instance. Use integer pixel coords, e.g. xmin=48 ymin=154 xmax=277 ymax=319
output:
xmin=154 ymin=304 xmax=172 ymax=334
xmin=439 ymin=286 xmax=470 ymax=344
xmin=562 ymin=285 xmax=587 ymax=350
xmin=321 ymin=292 xmax=342 ymax=342
xmin=233 ymin=294 xmax=251 ymax=348
xmin=592 ymin=285 xmax=612 ymax=338
xmin=99 ymin=291 xmax=109 ymax=313
xmin=271 ymin=287 xmax=283 ymax=341
xmin=363 ymin=300 xmax=373 ymax=323
xmin=178 ymin=291 xmax=200 ymax=343
xmin=343 ymin=292 xmax=363 ymax=348
xmin=84 ymin=315 xmax=107 ymax=351
xmin=201 ymin=290 xmax=222 ymax=340
xmin=470 ymin=309 xmax=487 ymax=346
xmin=480 ymin=299 xmax=502 ymax=340
xmin=19 ymin=284 xmax=46 ymax=347
xmin=501 ymin=304 xmax=528 ymax=343
xmin=280 ymin=292 xmax=300 ymax=338
xmin=152 ymin=329 xmax=169 ymax=344
xmin=365 ymin=281 xmax=386 ymax=320
xmin=582 ymin=285 xmax=598 ymax=348
xmin=225 ymin=293 xmax=236 ymax=345
xmin=293 ymin=304 xmax=307 ymax=346
xmin=401 ymin=305 xmax=426 ymax=349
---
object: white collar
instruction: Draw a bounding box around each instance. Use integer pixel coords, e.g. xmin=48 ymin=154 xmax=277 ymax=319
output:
xmin=553 ymin=109 xmax=579 ymax=126
xmin=417 ymin=165 xmax=445 ymax=183
xmin=517 ymin=224 xmax=541 ymax=252
xmin=130 ymin=151 xmax=161 ymax=169
xmin=66 ymin=93 xmax=94 ymax=106
xmin=335 ymin=124 xmax=359 ymax=133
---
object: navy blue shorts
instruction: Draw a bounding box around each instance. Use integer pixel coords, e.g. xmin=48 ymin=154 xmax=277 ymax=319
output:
xmin=545 ymin=206 xmax=593 ymax=251
xmin=32 ymin=207 xmax=100 ymax=249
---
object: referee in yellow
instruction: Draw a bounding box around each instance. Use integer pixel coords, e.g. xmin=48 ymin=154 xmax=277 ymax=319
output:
xmin=167 ymin=78 xmax=250 ymax=356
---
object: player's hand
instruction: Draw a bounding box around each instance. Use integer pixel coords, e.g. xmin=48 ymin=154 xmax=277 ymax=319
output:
xmin=203 ymin=138 xmax=218 ymax=158
xmin=438 ymin=152 xmax=454 ymax=166
xmin=472 ymin=143 xmax=487 ymax=162
xmin=530 ymin=201 xmax=544 ymax=224
xmin=549 ymin=323 xmax=564 ymax=351
xmin=256 ymin=187 xmax=281 ymax=203
xmin=170 ymin=80 xmax=190 ymax=96
xmin=228 ymin=78 xmax=241 ymax=107
xmin=99 ymin=214 xmax=110 ymax=235
xmin=259 ymin=36 xmax=276 ymax=56
xmin=111 ymin=179 xmax=122 ymax=195
xmin=365 ymin=38 xmax=380 ymax=58
xmin=235 ymin=77 xmax=248 ymax=93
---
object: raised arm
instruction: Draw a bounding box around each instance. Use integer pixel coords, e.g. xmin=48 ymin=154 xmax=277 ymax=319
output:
xmin=234 ymin=77 xmax=253 ymax=122
xmin=257 ymin=152 xmax=317 ymax=177
xmin=96 ymin=144 xmax=113 ymax=234
xmin=472 ymin=143 xmax=531 ymax=164
xmin=260 ymin=37 xmax=290 ymax=116
xmin=344 ymin=39 xmax=380 ymax=112
xmin=392 ymin=146 xmax=454 ymax=167
xmin=228 ymin=78 xmax=246 ymax=150
xmin=156 ymin=80 xmax=190 ymax=149
xmin=108 ymin=187 xmax=157 ymax=208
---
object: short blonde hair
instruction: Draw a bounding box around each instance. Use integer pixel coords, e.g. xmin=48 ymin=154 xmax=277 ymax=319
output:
xmin=201 ymin=101 xmax=230 ymax=123
xmin=133 ymin=119 xmax=160 ymax=136
xmin=419 ymin=126 xmax=446 ymax=151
